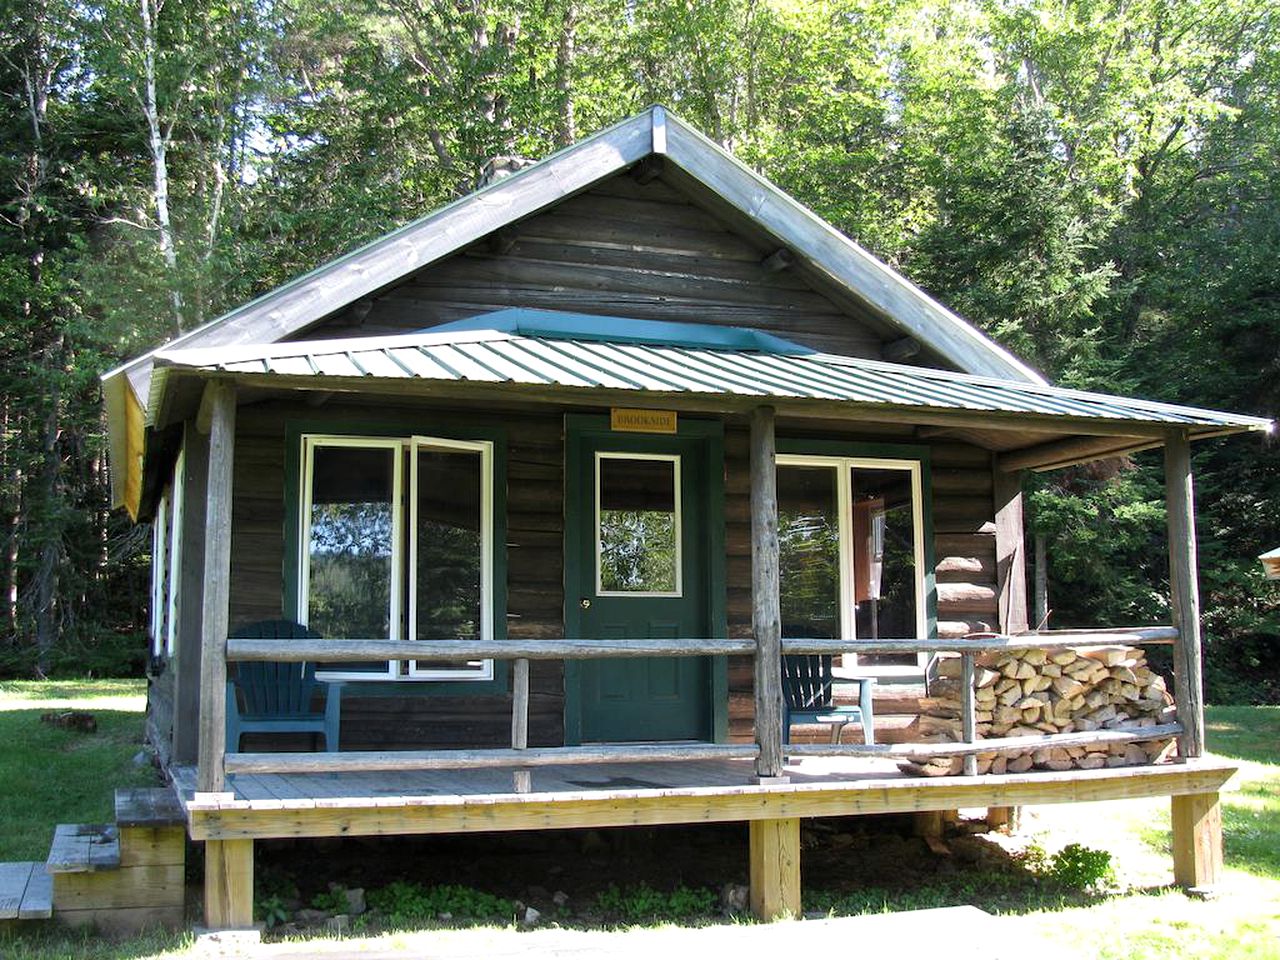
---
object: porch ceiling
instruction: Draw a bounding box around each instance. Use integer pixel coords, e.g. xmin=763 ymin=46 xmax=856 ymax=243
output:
xmin=148 ymin=318 xmax=1272 ymax=471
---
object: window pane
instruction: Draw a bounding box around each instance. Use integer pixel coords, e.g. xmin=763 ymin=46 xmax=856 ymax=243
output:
xmin=415 ymin=447 xmax=483 ymax=644
xmin=852 ymin=467 xmax=918 ymax=664
xmin=307 ymin=446 xmax=395 ymax=647
xmin=598 ymin=456 xmax=678 ymax=594
xmin=778 ymin=466 xmax=840 ymax=640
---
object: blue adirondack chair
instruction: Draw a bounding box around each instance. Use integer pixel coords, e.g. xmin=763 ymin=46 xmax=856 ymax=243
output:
xmin=226 ymin=620 xmax=342 ymax=752
xmin=782 ymin=654 xmax=875 ymax=746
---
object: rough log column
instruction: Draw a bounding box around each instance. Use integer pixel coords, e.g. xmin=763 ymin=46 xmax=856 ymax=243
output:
xmin=195 ymin=381 xmax=253 ymax=928
xmin=1165 ymin=429 xmax=1220 ymax=890
xmin=749 ymin=406 xmax=797 ymax=919
xmin=988 ymin=466 xmax=1029 ymax=827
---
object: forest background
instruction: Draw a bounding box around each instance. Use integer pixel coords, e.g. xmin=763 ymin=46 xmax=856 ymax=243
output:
xmin=1 ymin=0 xmax=1276 ymax=700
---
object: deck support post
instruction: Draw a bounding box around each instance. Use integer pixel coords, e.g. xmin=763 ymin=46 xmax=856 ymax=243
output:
xmin=197 ymin=381 xmax=236 ymax=794
xmin=749 ymin=817 xmax=800 ymax=920
xmin=1164 ymin=430 xmax=1204 ymax=758
xmin=750 ymin=406 xmax=784 ymax=779
xmin=1171 ymin=793 xmax=1222 ymax=890
xmin=204 ymin=838 xmax=253 ymax=929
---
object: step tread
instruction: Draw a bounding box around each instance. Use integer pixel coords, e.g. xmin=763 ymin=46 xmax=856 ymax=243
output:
xmin=46 ymin=823 xmax=120 ymax=874
xmin=0 ymin=861 xmax=53 ymax=920
xmin=114 ymin=787 xmax=185 ymax=828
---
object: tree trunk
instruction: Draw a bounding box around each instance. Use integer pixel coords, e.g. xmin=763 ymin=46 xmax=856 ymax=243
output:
xmin=139 ymin=0 xmax=184 ymax=334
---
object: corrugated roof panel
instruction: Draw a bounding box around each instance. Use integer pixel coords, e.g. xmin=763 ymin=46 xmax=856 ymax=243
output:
xmin=310 ymin=352 xmax=362 ymax=378
xmin=423 ymin=343 xmax=506 ymax=382
xmin=152 ymin=329 xmax=1273 ymax=437
xmin=348 ymin=349 xmax=405 ymax=379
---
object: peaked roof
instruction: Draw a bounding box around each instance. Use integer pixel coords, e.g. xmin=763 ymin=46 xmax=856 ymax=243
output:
xmin=103 ymin=106 xmax=1051 ymax=509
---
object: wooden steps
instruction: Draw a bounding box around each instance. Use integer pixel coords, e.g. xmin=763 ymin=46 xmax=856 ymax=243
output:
xmin=46 ymin=823 xmax=120 ymax=873
xmin=0 ymin=862 xmax=53 ymax=921
xmin=41 ymin=788 xmax=187 ymax=935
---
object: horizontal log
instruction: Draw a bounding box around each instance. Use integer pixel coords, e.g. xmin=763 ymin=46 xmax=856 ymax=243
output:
xmin=228 ymin=627 xmax=1179 ymax=663
xmin=229 ymin=637 xmax=758 ymax=662
xmin=786 ymin=723 xmax=1183 ymax=760
xmin=226 ymin=742 xmax=761 ymax=775
xmin=784 ymin=628 xmax=1178 ymax=654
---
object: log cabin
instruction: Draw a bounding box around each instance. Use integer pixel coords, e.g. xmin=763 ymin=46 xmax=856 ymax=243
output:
xmin=102 ymin=106 xmax=1273 ymax=928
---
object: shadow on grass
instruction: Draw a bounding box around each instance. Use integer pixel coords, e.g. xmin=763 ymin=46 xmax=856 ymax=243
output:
xmin=0 ymin=926 xmax=190 ymax=960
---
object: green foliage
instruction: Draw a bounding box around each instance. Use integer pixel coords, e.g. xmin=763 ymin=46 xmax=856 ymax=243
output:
xmin=366 ymin=881 xmax=516 ymax=926
xmin=1048 ymin=844 xmax=1115 ymax=892
xmin=592 ymin=882 xmax=716 ymax=924
xmin=0 ymin=0 xmax=1276 ymax=696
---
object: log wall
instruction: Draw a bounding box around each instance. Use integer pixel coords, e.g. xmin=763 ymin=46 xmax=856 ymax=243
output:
xmin=301 ymin=175 xmax=887 ymax=359
xmin=225 ymin=398 xmax=566 ymax=751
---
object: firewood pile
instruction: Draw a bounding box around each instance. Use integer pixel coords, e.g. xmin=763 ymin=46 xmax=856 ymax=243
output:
xmin=901 ymin=645 xmax=1178 ymax=777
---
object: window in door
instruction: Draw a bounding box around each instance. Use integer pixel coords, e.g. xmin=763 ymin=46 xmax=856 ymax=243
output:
xmin=298 ymin=435 xmax=494 ymax=682
xmin=777 ymin=455 xmax=927 ymax=668
xmin=595 ymin=453 xmax=682 ymax=597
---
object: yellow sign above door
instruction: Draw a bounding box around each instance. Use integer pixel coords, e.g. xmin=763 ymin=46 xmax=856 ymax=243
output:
xmin=610 ymin=408 xmax=678 ymax=434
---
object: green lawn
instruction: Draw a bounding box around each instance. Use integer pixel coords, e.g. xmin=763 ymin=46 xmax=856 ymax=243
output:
xmin=0 ymin=679 xmax=157 ymax=861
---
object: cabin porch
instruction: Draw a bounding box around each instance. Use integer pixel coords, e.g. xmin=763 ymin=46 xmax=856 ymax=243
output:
xmin=169 ymin=752 xmax=1235 ymax=927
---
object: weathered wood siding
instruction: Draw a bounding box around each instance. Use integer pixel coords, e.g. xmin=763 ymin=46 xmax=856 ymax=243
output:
xmin=301 ymin=176 xmax=885 ymax=359
xmin=225 ymin=399 xmax=565 ymax=751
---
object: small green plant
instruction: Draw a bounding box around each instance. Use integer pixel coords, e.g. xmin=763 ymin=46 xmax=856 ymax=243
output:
xmin=257 ymin=894 xmax=291 ymax=929
xmin=593 ymin=882 xmax=716 ymax=923
xmin=310 ymin=886 xmax=349 ymax=914
xmin=366 ymin=881 xmax=516 ymax=926
xmin=1048 ymin=843 xmax=1115 ymax=892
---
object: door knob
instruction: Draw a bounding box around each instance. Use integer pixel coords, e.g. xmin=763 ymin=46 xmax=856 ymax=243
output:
xmin=580 ymin=598 xmax=592 ymax=609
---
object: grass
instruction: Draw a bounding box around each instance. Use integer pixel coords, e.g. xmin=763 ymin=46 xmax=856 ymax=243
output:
xmin=1 ymin=686 xmax=1278 ymax=959
xmin=0 ymin=678 xmax=157 ymax=861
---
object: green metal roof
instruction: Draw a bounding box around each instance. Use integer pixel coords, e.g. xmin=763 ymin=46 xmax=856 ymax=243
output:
xmin=150 ymin=312 xmax=1274 ymax=450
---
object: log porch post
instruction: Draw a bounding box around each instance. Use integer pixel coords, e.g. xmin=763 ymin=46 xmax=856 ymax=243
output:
xmin=749 ymin=406 xmax=796 ymax=921
xmin=750 ymin=406 xmax=783 ymax=779
xmin=1164 ymin=430 xmax=1204 ymax=759
xmin=196 ymin=380 xmax=236 ymax=793
xmin=1165 ymin=430 xmax=1221 ymax=890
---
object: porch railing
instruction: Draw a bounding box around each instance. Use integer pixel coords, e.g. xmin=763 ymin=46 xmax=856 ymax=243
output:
xmin=219 ymin=626 xmax=1183 ymax=787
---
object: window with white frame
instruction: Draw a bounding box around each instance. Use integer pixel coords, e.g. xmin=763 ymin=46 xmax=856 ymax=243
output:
xmin=150 ymin=491 xmax=169 ymax=659
xmin=298 ymin=435 xmax=494 ymax=682
xmin=776 ymin=455 xmax=927 ymax=668
xmin=148 ymin=449 xmax=186 ymax=661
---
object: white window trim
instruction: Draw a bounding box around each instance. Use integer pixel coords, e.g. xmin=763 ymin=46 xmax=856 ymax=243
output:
xmin=298 ymin=433 xmax=494 ymax=683
xmin=166 ymin=448 xmax=184 ymax=657
xmin=594 ymin=451 xmax=683 ymax=598
xmin=150 ymin=491 xmax=169 ymax=658
xmin=776 ymin=455 xmax=928 ymax=664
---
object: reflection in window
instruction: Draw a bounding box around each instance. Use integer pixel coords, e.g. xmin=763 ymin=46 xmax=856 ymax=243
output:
xmin=777 ymin=458 xmax=925 ymax=667
xmin=597 ymin=455 xmax=680 ymax=594
xmin=307 ymin=445 xmax=395 ymax=644
xmin=778 ymin=466 xmax=840 ymax=641
xmin=852 ymin=468 xmax=919 ymax=663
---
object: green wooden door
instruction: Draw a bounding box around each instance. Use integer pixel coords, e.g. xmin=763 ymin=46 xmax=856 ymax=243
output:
xmin=567 ymin=429 xmax=712 ymax=743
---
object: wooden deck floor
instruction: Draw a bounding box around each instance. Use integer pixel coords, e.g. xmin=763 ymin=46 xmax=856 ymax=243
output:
xmin=170 ymin=756 xmax=1237 ymax=842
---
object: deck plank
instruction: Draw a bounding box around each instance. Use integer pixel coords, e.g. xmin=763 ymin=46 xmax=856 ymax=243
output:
xmin=0 ymin=862 xmax=34 ymax=919
xmin=18 ymin=866 xmax=52 ymax=919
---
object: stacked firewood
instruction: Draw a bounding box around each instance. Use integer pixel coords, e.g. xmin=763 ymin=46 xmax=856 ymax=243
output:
xmin=901 ymin=645 xmax=1178 ymax=777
